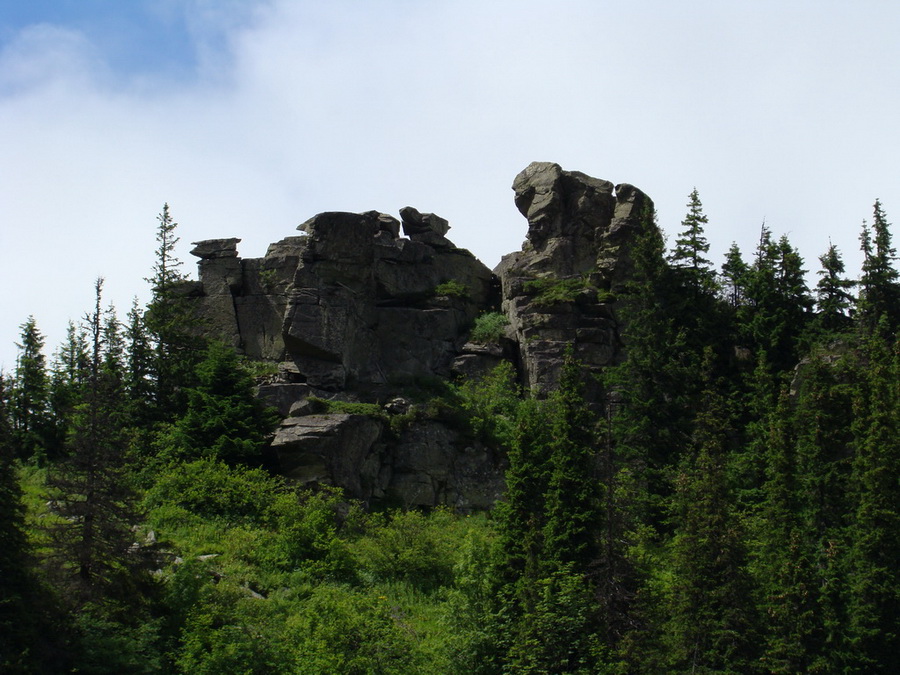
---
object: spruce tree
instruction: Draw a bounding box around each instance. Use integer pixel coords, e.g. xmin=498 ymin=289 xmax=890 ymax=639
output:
xmin=790 ymin=349 xmax=859 ymax=672
xmin=542 ymin=353 xmax=602 ymax=570
xmin=815 ymin=243 xmax=856 ymax=334
xmin=161 ymin=341 xmax=278 ymax=463
xmin=144 ymin=203 xmax=204 ymax=419
xmin=720 ymin=242 xmax=748 ymax=310
xmin=858 ymin=200 xmax=899 ymax=333
xmin=45 ymin=279 xmax=143 ymax=606
xmin=845 ymin=333 xmax=900 ymax=672
xmin=10 ymin=316 xmax=50 ymax=461
xmin=740 ymin=227 xmax=813 ymax=371
xmin=124 ymin=298 xmax=154 ymax=425
xmin=755 ymin=391 xmax=824 ymax=673
xmin=663 ymin=364 xmax=759 ymax=673
xmin=0 ymin=375 xmax=42 ymax=672
xmin=46 ymin=321 xmax=89 ymax=459
xmin=668 ymin=188 xmax=716 ymax=293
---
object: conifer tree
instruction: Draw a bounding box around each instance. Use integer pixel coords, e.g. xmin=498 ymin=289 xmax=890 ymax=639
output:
xmin=45 ymin=279 xmax=143 ymax=605
xmin=124 ymin=298 xmax=154 ymax=424
xmin=789 ymin=349 xmax=859 ymax=672
xmin=0 ymin=374 xmax=42 ymax=671
xmin=755 ymin=391 xmax=824 ymax=673
xmin=10 ymin=316 xmax=50 ymax=460
xmin=815 ymin=243 xmax=856 ymax=334
xmin=144 ymin=203 xmax=204 ymax=419
xmin=46 ymin=321 xmax=89 ymax=458
xmin=668 ymin=188 xmax=716 ymax=293
xmin=663 ymin=364 xmax=759 ymax=672
xmin=740 ymin=227 xmax=813 ymax=371
xmin=542 ymin=353 xmax=602 ymax=570
xmin=605 ymin=206 xmax=698 ymax=526
xmin=485 ymin=393 xmax=556 ymax=673
xmin=858 ymin=200 xmax=899 ymax=333
xmin=720 ymin=242 xmax=748 ymax=309
xmin=161 ymin=341 xmax=278 ymax=463
xmin=845 ymin=333 xmax=900 ymax=672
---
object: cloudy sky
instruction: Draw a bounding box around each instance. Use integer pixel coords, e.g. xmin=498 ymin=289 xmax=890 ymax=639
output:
xmin=1 ymin=0 xmax=898 ymax=370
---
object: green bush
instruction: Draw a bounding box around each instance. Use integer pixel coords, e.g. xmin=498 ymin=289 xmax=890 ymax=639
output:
xmin=433 ymin=280 xmax=469 ymax=299
xmin=145 ymin=459 xmax=285 ymax=525
xmin=470 ymin=312 xmax=509 ymax=343
xmin=457 ymin=362 xmax=521 ymax=445
xmin=286 ymin=584 xmax=423 ymax=674
xmin=352 ymin=508 xmax=460 ymax=592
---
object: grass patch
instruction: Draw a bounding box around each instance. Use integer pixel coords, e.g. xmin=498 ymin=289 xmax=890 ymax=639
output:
xmin=522 ymin=276 xmax=586 ymax=305
xmin=308 ymin=397 xmax=385 ymax=419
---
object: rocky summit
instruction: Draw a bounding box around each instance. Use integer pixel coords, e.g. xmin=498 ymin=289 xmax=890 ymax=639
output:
xmin=186 ymin=163 xmax=653 ymax=510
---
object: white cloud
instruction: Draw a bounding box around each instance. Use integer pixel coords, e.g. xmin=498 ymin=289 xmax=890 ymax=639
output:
xmin=2 ymin=0 xmax=899 ymax=368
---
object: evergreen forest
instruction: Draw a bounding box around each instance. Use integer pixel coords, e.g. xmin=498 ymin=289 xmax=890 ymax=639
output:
xmin=2 ymin=194 xmax=899 ymax=674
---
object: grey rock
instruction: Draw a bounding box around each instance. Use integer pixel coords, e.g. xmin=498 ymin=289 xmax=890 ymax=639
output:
xmin=190 ymin=238 xmax=241 ymax=259
xmin=499 ymin=163 xmax=653 ymax=393
xmin=272 ymin=413 xmax=383 ymax=498
xmin=399 ymin=206 xmax=451 ymax=236
xmin=183 ymin=163 xmax=657 ymax=511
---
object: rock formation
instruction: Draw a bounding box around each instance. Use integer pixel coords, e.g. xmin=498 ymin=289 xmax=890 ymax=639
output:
xmin=497 ymin=161 xmax=653 ymax=394
xmin=186 ymin=163 xmax=653 ymax=510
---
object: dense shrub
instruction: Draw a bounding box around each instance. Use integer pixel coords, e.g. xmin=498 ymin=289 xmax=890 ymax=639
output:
xmin=145 ymin=459 xmax=284 ymax=524
xmin=469 ymin=311 xmax=509 ymax=343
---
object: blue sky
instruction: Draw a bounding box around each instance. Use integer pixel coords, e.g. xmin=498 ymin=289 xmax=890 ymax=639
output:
xmin=1 ymin=1 xmax=199 ymax=81
xmin=2 ymin=1 xmax=900 ymax=369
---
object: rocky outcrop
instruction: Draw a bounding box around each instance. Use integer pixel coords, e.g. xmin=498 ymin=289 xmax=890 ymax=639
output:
xmin=496 ymin=162 xmax=653 ymax=394
xmin=268 ymin=411 xmax=505 ymax=510
xmin=187 ymin=163 xmax=655 ymax=510
xmin=272 ymin=413 xmax=384 ymax=498
xmin=191 ymin=209 xmax=494 ymax=388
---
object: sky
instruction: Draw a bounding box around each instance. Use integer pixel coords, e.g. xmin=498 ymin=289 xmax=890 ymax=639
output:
xmin=1 ymin=0 xmax=899 ymax=371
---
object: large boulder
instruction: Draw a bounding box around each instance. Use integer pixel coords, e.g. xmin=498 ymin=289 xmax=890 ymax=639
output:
xmin=270 ymin=413 xmax=383 ymax=498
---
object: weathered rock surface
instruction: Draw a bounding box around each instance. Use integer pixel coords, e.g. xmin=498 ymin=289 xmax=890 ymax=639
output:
xmin=191 ymin=209 xmax=494 ymax=386
xmin=497 ymin=162 xmax=653 ymax=393
xmin=271 ymin=414 xmax=383 ymax=498
xmin=187 ymin=163 xmax=655 ymax=509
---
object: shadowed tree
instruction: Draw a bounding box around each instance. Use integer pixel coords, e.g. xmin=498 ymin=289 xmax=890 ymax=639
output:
xmin=845 ymin=335 xmax=900 ymax=672
xmin=144 ymin=204 xmax=204 ymax=420
xmin=663 ymin=362 xmax=760 ymax=673
xmin=45 ymin=279 xmax=144 ymax=606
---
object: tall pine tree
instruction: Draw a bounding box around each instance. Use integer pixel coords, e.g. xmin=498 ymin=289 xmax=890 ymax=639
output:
xmin=45 ymin=279 xmax=143 ymax=606
xmin=858 ymin=200 xmax=899 ymax=333
xmin=815 ymin=243 xmax=856 ymax=335
xmin=144 ymin=203 xmax=204 ymax=420
xmin=844 ymin=334 xmax=900 ymax=672
xmin=10 ymin=316 xmax=50 ymax=461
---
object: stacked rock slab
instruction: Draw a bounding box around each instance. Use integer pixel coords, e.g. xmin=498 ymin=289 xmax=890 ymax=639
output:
xmin=187 ymin=163 xmax=655 ymax=510
xmin=495 ymin=162 xmax=654 ymax=394
xmin=188 ymin=208 xmax=503 ymax=510
xmin=190 ymin=209 xmax=494 ymax=387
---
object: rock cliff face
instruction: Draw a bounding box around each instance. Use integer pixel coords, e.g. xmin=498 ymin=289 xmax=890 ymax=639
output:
xmin=497 ymin=162 xmax=653 ymax=394
xmin=187 ymin=163 xmax=652 ymax=510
